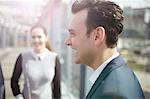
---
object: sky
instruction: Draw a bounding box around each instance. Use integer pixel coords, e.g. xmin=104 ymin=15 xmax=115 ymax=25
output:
xmin=110 ymin=0 xmax=150 ymax=8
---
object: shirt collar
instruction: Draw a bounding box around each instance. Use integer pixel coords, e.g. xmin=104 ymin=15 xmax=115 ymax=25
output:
xmin=31 ymin=48 xmax=50 ymax=60
xmin=89 ymin=52 xmax=119 ymax=84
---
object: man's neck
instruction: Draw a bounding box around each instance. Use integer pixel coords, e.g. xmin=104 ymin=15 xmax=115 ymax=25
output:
xmin=91 ymin=47 xmax=118 ymax=70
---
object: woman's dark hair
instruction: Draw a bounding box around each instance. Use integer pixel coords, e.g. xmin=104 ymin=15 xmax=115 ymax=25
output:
xmin=31 ymin=25 xmax=53 ymax=51
xmin=72 ymin=0 xmax=124 ymax=48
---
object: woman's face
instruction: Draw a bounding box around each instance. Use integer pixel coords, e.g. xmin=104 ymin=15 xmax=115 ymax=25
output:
xmin=31 ymin=27 xmax=48 ymax=53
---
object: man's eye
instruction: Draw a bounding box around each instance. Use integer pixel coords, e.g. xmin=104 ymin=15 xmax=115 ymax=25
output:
xmin=70 ymin=33 xmax=75 ymax=37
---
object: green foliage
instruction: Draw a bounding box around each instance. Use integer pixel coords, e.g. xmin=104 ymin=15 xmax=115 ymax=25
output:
xmin=128 ymin=61 xmax=145 ymax=71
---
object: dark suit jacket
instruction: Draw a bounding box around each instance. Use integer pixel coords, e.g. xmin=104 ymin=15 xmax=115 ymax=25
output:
xmin=86 ymin=56 xmax=145 ymax=99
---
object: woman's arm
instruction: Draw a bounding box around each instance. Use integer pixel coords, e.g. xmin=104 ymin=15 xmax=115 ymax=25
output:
xmin=52 ymin=56 xmax=61 ymax=99
xmin=0 ymin=63 xmax=5 ymax=99
xmin=11 ymin=54 xmax=23 ymax=96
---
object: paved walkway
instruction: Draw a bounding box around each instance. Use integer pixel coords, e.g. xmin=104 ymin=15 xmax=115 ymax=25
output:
xmin=135 ymin=71 xmax=150 ymax=99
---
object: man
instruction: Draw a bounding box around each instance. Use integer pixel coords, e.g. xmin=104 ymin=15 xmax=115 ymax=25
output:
xmin=0 ymin=63 xmax=5 ymax=99
xmin=65 ymin=0 xmax=145 ymax=99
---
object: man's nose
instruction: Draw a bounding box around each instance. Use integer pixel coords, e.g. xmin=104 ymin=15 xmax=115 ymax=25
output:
xmin=65 ymin=38 xmax=71 ymax=46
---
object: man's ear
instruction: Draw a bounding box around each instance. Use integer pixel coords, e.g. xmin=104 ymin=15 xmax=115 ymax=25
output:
xmin=94 ymin=26 xmax=105 ymax=45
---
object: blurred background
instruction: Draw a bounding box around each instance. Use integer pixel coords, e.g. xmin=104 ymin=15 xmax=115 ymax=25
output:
xmin=0 ymin=0 xmax=150 ymax=99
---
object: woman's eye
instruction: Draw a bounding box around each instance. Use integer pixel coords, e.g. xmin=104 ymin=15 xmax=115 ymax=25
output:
xmin=38 ymin=36 xmax=42 ymax=39
xmin=32 ymin=36 xmax=36 ymax=39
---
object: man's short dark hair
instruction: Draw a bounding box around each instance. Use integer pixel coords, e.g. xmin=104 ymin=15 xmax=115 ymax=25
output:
xmin=72 ymin=0 xmax=124 ymax=48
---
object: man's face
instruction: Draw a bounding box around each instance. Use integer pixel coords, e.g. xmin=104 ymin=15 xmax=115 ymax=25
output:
xmin=31 ymin=27 xmax=47 ymax=52
xmin=65 ymin=9 xmax=94 ymax=64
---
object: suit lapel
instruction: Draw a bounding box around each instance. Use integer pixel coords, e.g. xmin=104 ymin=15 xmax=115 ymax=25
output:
xmin=86 ymin=56 xmax=124 ymax=99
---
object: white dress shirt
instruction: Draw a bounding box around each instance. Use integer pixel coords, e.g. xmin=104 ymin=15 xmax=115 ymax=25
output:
xmin=89 ymin=52 xmax=119 ymax=86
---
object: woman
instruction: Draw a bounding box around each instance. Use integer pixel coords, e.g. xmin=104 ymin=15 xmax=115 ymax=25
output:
xmin=11 ymin=25 xmax=61 ymax=99
xmin=0 ymin=63 xmax=5 ymax=99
